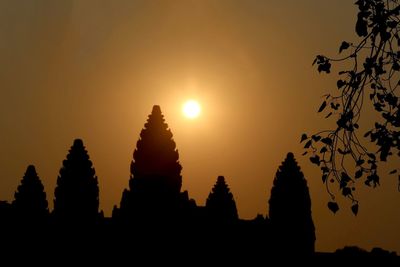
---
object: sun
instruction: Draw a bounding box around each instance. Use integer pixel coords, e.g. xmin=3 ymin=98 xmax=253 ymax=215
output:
xmin=182 ymin=100 xmax=201 ymax=119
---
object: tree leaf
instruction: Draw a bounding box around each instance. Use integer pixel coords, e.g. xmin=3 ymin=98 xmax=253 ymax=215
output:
xmin=389 ymin=169 xmax=397 ymax=174
xmin=310 ymin=155 xmax=321 ymax=166
xmin=337 ymin=79 xmax=346 ymax=89
xmin=331 ymin=102 xmax=340 ymax=110
xmin=321 ymin=166 xmax=329 ymax=173
xmin=355 ymin=169 xmax=363 ymax=179
xmin=369 ymin=93 xmax=375 ymax=100
xmin=312 ymin=135 xmax=321 ymax=142
xmin=356 ymin=159 xmax=365 ymax=166
xmin=379 ymin=145 xmax=389 ymax=161
xmin=363 ymin=131 xmax=371 ymax=138
xmin=351 ymin=203 xmax=359 ymax=216
xmin=300 ymin=133 xmax=308 ymax=143
xmin=328 ymin=201 xmax=339 ymax=214
xmin=321 ymin=137 xmax=333 ymax=146
xmin=392 ymin=62 xmax=400 ymax=71
xmin=356 ymin=14 xmax=368 ymax=37
xmin=342 ymin=187 xmax=352 ymax=197
xmin=387 ymin=20 xmax=397 ymax=28
xmin=318 ymin=101 xmax=327 ymax=112
xmin=380 ymin=31 xmax=391 ymax=42
xmin=341 ymin=172 xmax=352 ymax=182
xmin=304 ymin=140 xmax=312 ymax=149
xmin=318 ymin=61 xmax=331 ymax=73
xmin=339 ymin=41 xmax=350 ymax=53
xmin=325 ymin=112 xmax=333 ymax=118
xmin=366 ymin=173 xmax=380 ymax=187
xmin=312 ymin=57 xmax=318 ymax=66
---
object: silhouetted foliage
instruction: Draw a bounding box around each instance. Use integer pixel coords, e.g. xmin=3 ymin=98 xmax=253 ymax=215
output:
xmin=305 ymin=0 xmax=400 ymax=213
xmin=119 ymin=105 xmax=188 ymax=222
xmin=371 ymin=247 xmax=398 ymax=257
xmin=53 ymin=139 xmax=99 ymax=223
xmin=269 ymin=152 xmax=315 ymax=255
xmin=12 ymin=165 xmax=48 ymax=221
xmin=205 ymin=176 xmax=238 ymax=222
xmin=335 ymin=246 xmax=368 ymax=256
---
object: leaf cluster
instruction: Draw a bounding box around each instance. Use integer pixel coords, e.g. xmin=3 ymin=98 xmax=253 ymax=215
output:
xmin=307 ymin=0 xmax=400 ymax=214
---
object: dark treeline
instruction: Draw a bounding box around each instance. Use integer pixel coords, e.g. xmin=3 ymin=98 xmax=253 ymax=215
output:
xmin=0 ymin=105 xmax=398 ymax=264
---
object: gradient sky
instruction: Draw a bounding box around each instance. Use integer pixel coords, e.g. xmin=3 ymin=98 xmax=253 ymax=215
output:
xmin=0 ymin=0 xmax=399 ymax=253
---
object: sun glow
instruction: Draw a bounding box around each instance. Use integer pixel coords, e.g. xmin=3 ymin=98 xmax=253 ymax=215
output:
xmin=182 ymin=100 xmax=201 ymax=119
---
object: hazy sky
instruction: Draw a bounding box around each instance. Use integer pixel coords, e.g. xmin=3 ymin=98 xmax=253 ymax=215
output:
xmin=0 ymin=0 xmax=399 ymax=253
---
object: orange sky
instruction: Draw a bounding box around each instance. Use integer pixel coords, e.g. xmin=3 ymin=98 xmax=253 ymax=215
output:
xmin=0 ymin=0 xmax=399 ymax=253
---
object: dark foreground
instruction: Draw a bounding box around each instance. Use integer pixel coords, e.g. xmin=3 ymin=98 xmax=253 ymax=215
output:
xmin=0 ymin=221 xmax=398 ymax=266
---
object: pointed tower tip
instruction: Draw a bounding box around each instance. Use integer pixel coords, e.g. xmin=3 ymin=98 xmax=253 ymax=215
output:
xmin=73 ymin=138 xmax=84 ymax=147
xmin=26 ymin=165 xmax=36 ymax=173
xmin=152 ymin=105 xmax=162 ymax=114
xmin=286 ymin=152 xmax=295 ymax=159
xmin=217 ymin=176 xmax=225 ymax=182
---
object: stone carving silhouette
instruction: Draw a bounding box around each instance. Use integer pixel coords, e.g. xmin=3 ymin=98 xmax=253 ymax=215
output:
xmin=53 ymin=139 xmax=100 ymax=223
xmin=206 ymin=176 xmax=238 ymax=222
xmin=12 ymin=165 xmax=48 ymax=222
xmin=0 ymin=107 xmax=397 ymax=261
xmin=268 ymin=152 xmax=315 ymax=255
xmin=117 ymin=105 xmax=190 ymax=223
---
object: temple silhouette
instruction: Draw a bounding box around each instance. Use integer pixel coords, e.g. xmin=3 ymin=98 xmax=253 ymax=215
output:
xmin=0 ymin=105 xmax=398 ymax=264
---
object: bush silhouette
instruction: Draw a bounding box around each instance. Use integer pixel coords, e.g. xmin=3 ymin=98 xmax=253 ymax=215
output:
xmin=206 ymin=176 xmax=238 ymax=222
xmin=268 ymin=152 xmax=315 ymax=255
xmin=53 ymin=139 xmax=100 ymax=223
xmin=12 ymin=165 xmax=49 ymax=222
xmin=118 ymin=105 xmax=187 ymax=222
